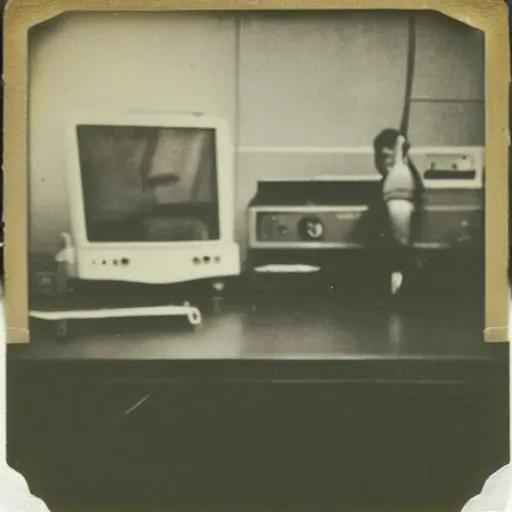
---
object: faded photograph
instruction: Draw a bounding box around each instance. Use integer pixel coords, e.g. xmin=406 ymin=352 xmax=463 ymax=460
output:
xmin=7 ymin=9 xmax=508 ymax=512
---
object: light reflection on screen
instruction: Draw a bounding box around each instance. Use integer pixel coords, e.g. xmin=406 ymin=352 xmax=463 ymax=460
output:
xmin=77 ymin=125 xmax=220 ymax=242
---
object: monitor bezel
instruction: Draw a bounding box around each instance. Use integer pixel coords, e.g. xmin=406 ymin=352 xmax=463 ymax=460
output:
xmin=66 ymin=111 xmax=234 ymax=249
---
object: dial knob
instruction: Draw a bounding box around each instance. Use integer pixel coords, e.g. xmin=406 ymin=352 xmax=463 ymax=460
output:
xmin=298 ymin=217 xmax=324 ymax=241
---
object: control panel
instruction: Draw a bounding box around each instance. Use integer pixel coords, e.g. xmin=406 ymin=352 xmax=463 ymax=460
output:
xmin=74 ymin=243 xmax=241 ymax=285
xmin=414 ymin=148 xmax=484 ymax=189
xmin=253 ymin=207 xmax=368 ymax=248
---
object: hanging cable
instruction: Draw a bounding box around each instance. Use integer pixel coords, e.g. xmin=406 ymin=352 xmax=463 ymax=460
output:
xmin=400 ymin=12 xmax=417 ymax=138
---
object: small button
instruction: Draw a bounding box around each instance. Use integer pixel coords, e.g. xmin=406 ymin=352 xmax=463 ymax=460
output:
xmin=203 ymin=256 xmax=211 ymax=263
xmin=214 ymin=256 xmax=221 ymax=263
xmin=113 ymin=260 xmax=118 ymax=265
xmin=121 ymin=258 xmax=130 ymax=266
xmin=193 ymin=257 xmax=201 ymax=264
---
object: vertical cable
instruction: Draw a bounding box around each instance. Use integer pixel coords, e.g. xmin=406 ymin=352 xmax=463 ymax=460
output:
xmin=399 ymin=12 xmax=423 ymax=251
xmin=400 ymin=12 xmax=417 ymax=137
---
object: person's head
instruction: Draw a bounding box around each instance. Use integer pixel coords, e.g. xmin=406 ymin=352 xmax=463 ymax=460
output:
xmin=373 ymin=128 xmax=410 ymax=177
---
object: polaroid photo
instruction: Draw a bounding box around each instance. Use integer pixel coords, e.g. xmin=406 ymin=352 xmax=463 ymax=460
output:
xmin=2 ymin=0 xmax=510 ymax=511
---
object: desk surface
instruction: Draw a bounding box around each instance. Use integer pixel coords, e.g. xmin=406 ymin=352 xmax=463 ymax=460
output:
xmin=9 ymin=285 xmax=508 ymax=383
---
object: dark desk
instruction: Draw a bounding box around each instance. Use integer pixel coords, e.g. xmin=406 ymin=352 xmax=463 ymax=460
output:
xmin=7 ymin=290 xmax=509 ymax=512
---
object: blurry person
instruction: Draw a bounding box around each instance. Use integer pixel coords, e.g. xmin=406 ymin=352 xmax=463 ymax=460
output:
xmin=372 ymin=128 xmax=424 ymax=296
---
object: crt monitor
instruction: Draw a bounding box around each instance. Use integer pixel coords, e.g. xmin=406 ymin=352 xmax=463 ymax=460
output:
xmin=65 ymin=112 xmax=240 ymax=285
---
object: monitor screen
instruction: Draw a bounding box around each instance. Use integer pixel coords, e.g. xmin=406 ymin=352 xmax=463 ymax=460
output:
xmin=76 ymin=124 xmax=220 ymax=243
